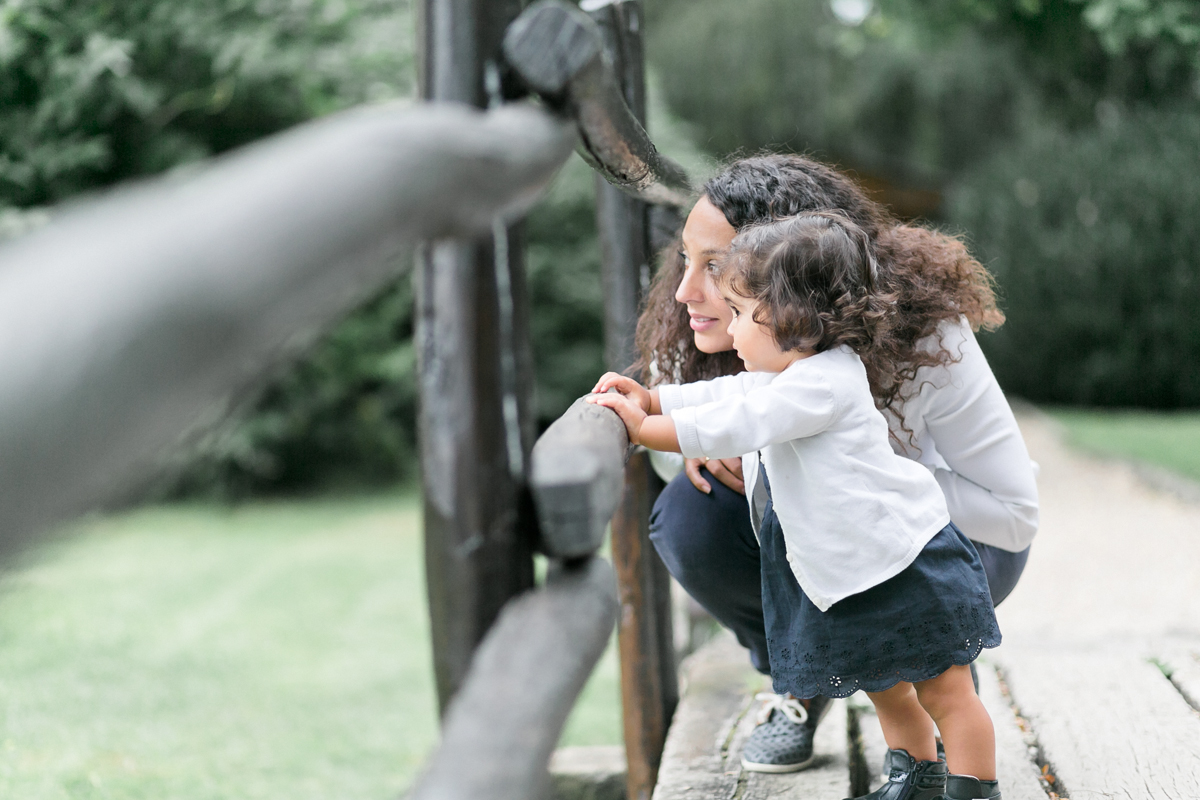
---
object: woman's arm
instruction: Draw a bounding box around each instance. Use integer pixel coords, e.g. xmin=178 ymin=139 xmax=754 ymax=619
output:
xmin=900 ymin=320 xmax=1039 ymax=552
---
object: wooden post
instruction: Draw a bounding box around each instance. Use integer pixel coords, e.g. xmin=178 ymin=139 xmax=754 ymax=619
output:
xmin=417 ymin=0 xmax=538 ymax=714
xmin=588 ymin=3 xmax=679 ymax=798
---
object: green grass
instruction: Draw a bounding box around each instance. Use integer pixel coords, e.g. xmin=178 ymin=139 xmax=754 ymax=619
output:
xmin=0 ymin=493 xmax=620 ymax=800
xmin=1049 ymin=409 xmax=1200 ymax=483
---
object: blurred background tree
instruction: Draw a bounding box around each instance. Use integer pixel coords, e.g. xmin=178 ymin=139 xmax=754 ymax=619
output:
xmin=646 ymin=0 xmax=1200 ymax=407
xmin=3 ymin=0 xmax=1198 ymax=496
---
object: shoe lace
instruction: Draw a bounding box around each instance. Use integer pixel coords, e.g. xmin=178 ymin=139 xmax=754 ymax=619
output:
xmin=753 ymin=692 xmax=808 ymax=726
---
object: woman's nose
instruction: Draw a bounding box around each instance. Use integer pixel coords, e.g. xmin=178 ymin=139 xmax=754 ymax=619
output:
xmin=675 ymin=265 xmax=704 ymax=304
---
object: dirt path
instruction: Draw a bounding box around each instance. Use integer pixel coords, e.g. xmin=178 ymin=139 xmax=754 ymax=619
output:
xmin=998 ymin=410 xmax=1200 ymax=651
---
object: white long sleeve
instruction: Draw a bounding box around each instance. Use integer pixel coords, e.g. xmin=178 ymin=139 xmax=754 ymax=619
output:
xmin=888 ymin=319 xmax=1039 ymax=552
xmin=658 ymin=348 xmax=950 ymax=611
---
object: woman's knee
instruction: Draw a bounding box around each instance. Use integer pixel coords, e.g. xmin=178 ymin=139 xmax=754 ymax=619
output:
xmin=972 ymin=541 xmax=1031 ymax=606
xmin=649 ymin=473 xmax=757 ymax=577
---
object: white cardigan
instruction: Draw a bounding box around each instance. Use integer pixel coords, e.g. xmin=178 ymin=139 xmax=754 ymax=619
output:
xmin=658 ymin=346 xmax=951 ymax=612
xmin=649 ymin=318 xmax=1039 ymax=553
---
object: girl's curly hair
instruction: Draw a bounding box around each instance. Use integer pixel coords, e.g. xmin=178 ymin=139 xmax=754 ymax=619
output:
xmin=718 ymin=212 xmax=892 ymax=357
xmin=632 ymin=154 xmax=1004 ymax=432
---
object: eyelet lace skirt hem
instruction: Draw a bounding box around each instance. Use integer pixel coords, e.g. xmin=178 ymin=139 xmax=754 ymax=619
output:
xmin=760 ymin=519 xmax=1002 ymax=701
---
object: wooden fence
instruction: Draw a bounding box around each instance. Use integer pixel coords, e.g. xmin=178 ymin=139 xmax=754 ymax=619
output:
xmin=0 ymin=2 xmax=691 ymax=799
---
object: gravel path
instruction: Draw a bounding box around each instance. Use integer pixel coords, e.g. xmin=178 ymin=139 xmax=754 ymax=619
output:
xmin=997 ymin=409 xmax=1200 ymax=652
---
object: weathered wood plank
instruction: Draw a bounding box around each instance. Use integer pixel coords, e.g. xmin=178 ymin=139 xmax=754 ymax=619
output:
xmin=1159 ymin=643 xmax=1200 ymax=713
xmin=654 ymin=630 xmax=854 ymax=800
xmin=418 ymin=0 xmax=542 ymax=713
xmin=653 ymin=631 xmax=758 ymax=800
xmin=410 ymin=557 xmax=619 ymax=800
xmin=0 ymin=102 xmax=573 ymax=564
xmin=847 ymin=694 xmax=889 ymax=794
xmin=613 ymin=450 xmax=676 ymax=800
xmin=502 ymin=0 xmax=692 ymax=207
xmin=530 ymin=396 xmax=629 ymax=559
xmin=975 ymin=660 xmax=1053 ymax=800
xmin=997 ymin=649 xmax=1200 ymax=800
xmin=737 ymin=700 xmax=851 ymax=800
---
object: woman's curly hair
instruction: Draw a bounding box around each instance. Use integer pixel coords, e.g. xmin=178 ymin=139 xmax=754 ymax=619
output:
xmin=632 ymin=154 xmax=1004 ymax=432
xmin=718 ymin=212 xmax=892 ymax=357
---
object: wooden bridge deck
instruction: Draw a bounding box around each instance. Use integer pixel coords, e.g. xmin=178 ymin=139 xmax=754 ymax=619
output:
xmin=654 ymin=411 xmax=1200 ymax=800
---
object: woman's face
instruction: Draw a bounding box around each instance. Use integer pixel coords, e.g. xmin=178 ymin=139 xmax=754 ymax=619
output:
xmin=676 ymin=196 xmax=737 ymax=354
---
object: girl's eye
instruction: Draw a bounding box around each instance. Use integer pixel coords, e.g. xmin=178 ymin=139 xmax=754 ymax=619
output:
xmin=678 ymin=251 xmax=689 ymax=265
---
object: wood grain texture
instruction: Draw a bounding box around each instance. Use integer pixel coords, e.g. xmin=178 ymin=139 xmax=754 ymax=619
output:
xmin=737 ymin=700 xmax=851 ymax=800
xmin=653 ymin=632 xmax=759 ymax=800
xmin=654 ymin=631 xmax=854 ymax=800
xmin=529 ymin=396 xmax=629 ymax=559
xmin=975 ymin=660 xmax=1051 ymax=800
xmin=612 ymin=451 xmax=676 ymax=800
xmin=848 ymin=695 xmax=889 ymax=794
xmin=502 ymin=0 xmax=692 ymax=207
xmin=411 ymin=557 xmax=618 ymax=800
xmin=1159 ymin=643 xmax=1200 ymax=714
xmin=998 ymin=649 xmax=1200 ymax=800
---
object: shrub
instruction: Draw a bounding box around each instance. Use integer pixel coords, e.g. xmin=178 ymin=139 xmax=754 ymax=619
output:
xmin=948 ymin=108 xmax=1200 ymax=407
xmin=0 ymin=0 xmax=413 ymax=207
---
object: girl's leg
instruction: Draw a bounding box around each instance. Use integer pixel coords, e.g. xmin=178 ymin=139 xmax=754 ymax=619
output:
xmin=912 ymin=665 xmax=996 ymax=780
xmin=649 ymin=471 xmax=770 ymax=672
xmin=865 ymin=682 xmax=939 ymax=762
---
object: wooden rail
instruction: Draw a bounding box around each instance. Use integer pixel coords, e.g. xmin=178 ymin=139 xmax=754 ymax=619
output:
xmin=503 ymin=0 xmax=693 ymax=208
xmin=410 ymin=557 xmax=619 ymax=800
xmin=0 ymin=101 xmax=573 ymax=561
xmin=530 ymin=396 xmax=630 ymax=559
xmin=0 ymin=1 xmax=695 ymax=797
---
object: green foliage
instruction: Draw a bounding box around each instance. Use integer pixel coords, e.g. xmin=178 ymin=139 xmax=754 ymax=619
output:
xmin=0 ymin=494 xmax=436 ymax=798
xmin=0 ymin=0 xmax=414 ymax=207
xmin=645 ymin=0 xmax=1036 ymax=183
xmin=1050 ymin=407 xmax=1200 ymax=482
xmin=949 ymin=109 xmax=1200 ymax=407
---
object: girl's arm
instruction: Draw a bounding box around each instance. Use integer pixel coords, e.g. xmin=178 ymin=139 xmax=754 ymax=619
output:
xmin=659 ymin=371 xmax=770 ymax=416
xmin=592 ymin=372 xmax=661 ymax=414
xmin=672 ymin=369 xmax=837 ymax=460
xmin=586 ymin=393 xmax=680 ymax=452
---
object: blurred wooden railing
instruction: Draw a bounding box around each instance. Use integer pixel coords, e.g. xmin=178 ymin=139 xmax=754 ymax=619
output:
xmin=0 ymin=2 xmax=689 ymax=800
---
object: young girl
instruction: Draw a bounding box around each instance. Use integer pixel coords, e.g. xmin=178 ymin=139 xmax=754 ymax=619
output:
xmin=588 ymin=212 xmax=1003 ymax=800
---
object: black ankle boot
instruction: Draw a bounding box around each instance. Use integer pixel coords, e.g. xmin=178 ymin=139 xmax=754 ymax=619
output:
xmin=847 ymin=748 xmax=947 ymax=800
xmin=945 ymin=774 xmax=1001 ymax=800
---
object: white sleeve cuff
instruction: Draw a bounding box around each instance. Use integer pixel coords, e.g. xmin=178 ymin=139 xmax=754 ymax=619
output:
xmin=670 ymin=407 xmax=705 ymax=459
xmin=658 ymin=384 xmax=686 ymax=415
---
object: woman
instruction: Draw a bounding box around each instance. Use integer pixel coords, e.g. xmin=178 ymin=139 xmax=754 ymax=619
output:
xmin=634 ymin=155 xmax=1038 ymax=775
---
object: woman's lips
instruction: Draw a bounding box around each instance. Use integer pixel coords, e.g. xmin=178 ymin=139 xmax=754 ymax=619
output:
xmin=689 ymin=313 xmax=719 ymax=332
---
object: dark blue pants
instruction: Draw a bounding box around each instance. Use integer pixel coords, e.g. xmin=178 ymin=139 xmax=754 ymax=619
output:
xmin=648 ymin=470 xmax=1030 ymax=675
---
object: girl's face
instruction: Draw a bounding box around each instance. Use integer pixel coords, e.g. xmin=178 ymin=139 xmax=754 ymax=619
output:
xmin=723 ymin=295 xmax=807 ymax=373
xmin=676 ymin=196 xmax=737 ymax=354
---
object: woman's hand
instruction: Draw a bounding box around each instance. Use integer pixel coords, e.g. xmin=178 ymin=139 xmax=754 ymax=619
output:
xmin=587 ymin=392 xmax=648 ymax=443
xmin=685 ymin=456 xmax=745 ymax=495
xmin=591 ymin=372 xmax=652 ymax=413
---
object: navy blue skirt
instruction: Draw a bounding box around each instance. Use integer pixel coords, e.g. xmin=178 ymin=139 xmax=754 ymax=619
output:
xmin=759 ymin=470 xmax=1001 ymax=699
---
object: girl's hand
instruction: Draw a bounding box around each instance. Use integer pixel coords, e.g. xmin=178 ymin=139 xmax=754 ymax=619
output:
xmin=586 ymin=392 xmax=648 ymax=443
xmin=591 ymin=372 xmax=651 ymax=413
xmin=684 ymin=456 xmax=746 ymax=495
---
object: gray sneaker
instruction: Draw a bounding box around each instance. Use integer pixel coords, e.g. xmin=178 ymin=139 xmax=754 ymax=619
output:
xmin=740 ymin=693 xmax=832 ymax=773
